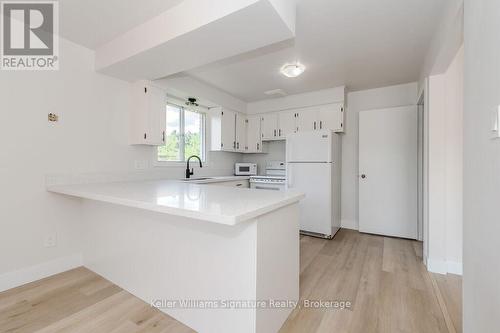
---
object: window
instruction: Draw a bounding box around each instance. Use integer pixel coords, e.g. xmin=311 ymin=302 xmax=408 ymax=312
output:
xmin=158 ymin=104 xmax=206 ymax=162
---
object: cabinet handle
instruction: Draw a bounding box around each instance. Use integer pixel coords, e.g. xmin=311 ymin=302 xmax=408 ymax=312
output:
xmin=237 ymin=142 xmax=240 ymax=149
xmin=162 ymin=131 xmax=165 ymax=142
xmin=313 ymin=122 xmax=317 ymax=130
xmin=257 ymin=143 xmax=260 ymax=150
xmin=279 ymin=129 xmax=282 ymax=137
xmin=320 ymin=121 xmax=323 ymax=129
xmin=274 ymin=129 xmax=276 ymax=137
xmin=144 ymin=133 xmax=147 ymax=140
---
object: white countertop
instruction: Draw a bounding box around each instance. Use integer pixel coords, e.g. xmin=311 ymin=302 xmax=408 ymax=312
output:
xmin=47 ymin=180 xmax=304 ymax=225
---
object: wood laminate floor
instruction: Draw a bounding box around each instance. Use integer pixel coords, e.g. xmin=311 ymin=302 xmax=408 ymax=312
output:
xmin=0 ymin=230 xmax=461 ymax=333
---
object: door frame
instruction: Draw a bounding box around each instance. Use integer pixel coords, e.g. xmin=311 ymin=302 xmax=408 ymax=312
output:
xmin=418 ymin=79 xmax=430 ymax=264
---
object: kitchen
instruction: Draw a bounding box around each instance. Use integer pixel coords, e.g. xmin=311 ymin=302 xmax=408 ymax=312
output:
xmin=1 ymin=0 xmax=495 ymax=333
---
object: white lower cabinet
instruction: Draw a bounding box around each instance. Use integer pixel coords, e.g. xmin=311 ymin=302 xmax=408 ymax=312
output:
xmin=211 ymin=179 xmax=250 ymax=188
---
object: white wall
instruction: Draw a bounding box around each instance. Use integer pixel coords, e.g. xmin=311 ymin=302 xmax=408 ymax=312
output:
xmin=444 ymin=47 xmax=463 ymax=270
xmin=463 ymin=1 xmax=500 ymax=331
xmin=341 ymin=83 xmax=418 ymax=230
xmin=0 ymin=38 xmax=238 ymax=289
xmin=242 ymin=141 xmax=286 ymax=175
xmin=418 ymin=0 xmax=463 ymax=93
xmin=156 ymin=75 xmax=247 ymax=113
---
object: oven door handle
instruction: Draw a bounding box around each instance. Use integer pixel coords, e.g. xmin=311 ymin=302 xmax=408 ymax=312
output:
xmin=254 ymin=186 xmax=280 ymax=191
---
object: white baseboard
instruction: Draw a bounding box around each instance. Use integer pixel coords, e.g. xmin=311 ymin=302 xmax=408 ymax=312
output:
xmin=427 ymin=258 xmax=463 ymax=276
xmin=0 ymin=253 xmax=83 ymax=292
xmin=446 ymin=261 xmax=463 ymax=275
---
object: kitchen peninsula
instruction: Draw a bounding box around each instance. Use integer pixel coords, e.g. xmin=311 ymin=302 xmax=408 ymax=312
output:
xmin=48 ymin=180 xmax=304 ymax=333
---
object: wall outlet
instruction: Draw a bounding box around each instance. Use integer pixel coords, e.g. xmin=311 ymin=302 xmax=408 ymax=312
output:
xmin=134 ymin=160 xmax=149 ymax=170
xmin=44 ymin=233 xmax=57 ymax=248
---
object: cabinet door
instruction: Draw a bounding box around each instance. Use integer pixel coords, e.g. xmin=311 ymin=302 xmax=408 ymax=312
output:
xmin=221 ymin=109 xmax=236 ymax=151
xmin=278 ymin=111 xmax=297 ymax=138
xmin=246 ymin=116 xmax=262 ymax=153
xmin=318 ymin=103 xmax=344 ymax=132
xmin=147 ymin=85 xmax=167 ymax=145
xmin=235 ymin=113 xmax=247 ymax=152
xmin=214 ymin=180 xmax=250 ymax=188
xmin=296 ymin=107 xmax=317 ymax=133
xmin=261 ymin=113 xmax=278 ymax=141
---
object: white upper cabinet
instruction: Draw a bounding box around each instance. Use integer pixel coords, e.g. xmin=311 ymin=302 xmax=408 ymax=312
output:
xmin=296 ymin=107 xmax=316 ymax=132
xmin=261 ymin=113 xmax=279 ymax=140
xmin=211 ymin=109 xmax=255 ymax=153
xmin=130 ymin=81 xmax=167 ymax=145
xmin=246 ymin=116 xmax=262 ymax=153
xmin=318 ymin=103 xmax=344 ymax=132
xmin=209 ymin=102 xmax=344 ymax=153
xmin=278 ymin=111 xmax=297 ymax=138
xmin=211 ymin=107 xmax=236 ymax=152
xmin=261 ymin=111 xmax=297 ymax=141
xmin=295 ymin=103 xmax=345 ymax=134
xmin=235 ymin=113 xmax=247 ymax=152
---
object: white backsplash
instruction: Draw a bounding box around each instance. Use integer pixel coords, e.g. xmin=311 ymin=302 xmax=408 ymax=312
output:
xmin=241 ymin=141 xmax=286 ymax=175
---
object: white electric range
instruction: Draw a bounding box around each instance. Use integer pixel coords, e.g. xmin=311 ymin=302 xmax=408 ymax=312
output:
xmin=249 ymin=161 xmax=287 ymax=191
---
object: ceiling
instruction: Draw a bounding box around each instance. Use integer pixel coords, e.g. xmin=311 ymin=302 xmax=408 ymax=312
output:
xmin=185 ymin=0 xmax=450 ymax=102
xmin=58 ymin=0 xmax=451 ymax=103
xmin=59 ymin=0 xmax=184 ymax=49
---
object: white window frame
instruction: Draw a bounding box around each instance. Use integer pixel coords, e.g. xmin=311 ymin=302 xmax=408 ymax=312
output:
xmin=154 ymin=103 xmax=207 ymax=167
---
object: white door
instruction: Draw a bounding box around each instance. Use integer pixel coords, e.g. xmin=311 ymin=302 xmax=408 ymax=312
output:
xmin=278 ymin=111 xmax=297 ymax=138
xmin=246 ymin=116 xmax=262 ymax=152
xmin=359 ymin=106 xmax=418 ymax=239
xmin=287 ymin=163 xmax=333 ymax=236
xmin=221 ymin=109 xmax=236 ymax=151
xmin=261 ymin=113 xmax=278 ymax=140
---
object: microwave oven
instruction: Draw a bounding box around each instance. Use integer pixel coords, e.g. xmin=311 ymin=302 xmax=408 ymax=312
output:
xmin=235 ymin=163 xmax=257 ymax=176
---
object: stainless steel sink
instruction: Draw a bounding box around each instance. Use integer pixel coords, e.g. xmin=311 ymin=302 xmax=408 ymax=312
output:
xmin=182 ymin=177 xmax=214 ymax=181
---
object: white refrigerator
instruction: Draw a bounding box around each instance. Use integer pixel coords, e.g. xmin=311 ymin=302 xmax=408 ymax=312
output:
xmin=286 ymin=130 xmax=342 ymax=239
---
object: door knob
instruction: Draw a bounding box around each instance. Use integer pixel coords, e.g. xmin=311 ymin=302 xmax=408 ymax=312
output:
xmin=361 ymin=174 xmax=367 ymax=179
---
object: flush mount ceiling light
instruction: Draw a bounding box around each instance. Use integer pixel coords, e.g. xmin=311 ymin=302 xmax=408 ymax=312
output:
xmin=280 ymin=62 xmax=306 ymax=78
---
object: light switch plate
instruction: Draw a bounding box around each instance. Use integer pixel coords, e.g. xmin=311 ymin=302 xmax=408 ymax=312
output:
xmin=492 ymin=106 xmax=500 ymax=139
